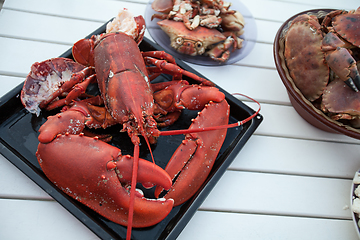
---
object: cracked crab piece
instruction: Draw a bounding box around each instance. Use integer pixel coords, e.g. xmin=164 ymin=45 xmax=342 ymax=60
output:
xmin=221 ymin=11 xmax=245 ymax=36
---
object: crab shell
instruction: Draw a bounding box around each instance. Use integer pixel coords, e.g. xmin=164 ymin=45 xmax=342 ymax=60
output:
xmin=322 ymin=78 xmax=360 ymax=121
xmin=157 ymin=19 xmax=226 ymax=56
xmin=284 ymin=14 xmax=329 ymax=101
xmin=332 ymin=7 xmax=360 ymax=48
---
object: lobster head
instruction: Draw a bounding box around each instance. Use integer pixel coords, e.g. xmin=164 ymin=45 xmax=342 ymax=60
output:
xmin=72 ymin=8 xmax=146 ymax=67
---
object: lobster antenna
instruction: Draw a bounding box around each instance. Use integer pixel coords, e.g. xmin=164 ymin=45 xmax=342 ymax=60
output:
xmin=127 ymin=143 xmax=140 ymax=240
xmin=160 ymin=93 xmax=261 ymax=136
xmin=144 ymin=134 xmax=156 ymax=164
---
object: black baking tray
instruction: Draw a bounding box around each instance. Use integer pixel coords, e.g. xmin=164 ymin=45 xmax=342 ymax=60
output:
xmin=0 ymin=20 xmax=262 ymax=240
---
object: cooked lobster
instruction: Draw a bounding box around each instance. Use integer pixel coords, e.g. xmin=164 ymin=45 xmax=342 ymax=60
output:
xmin=20 ymin=9 xmax=259 ymax=240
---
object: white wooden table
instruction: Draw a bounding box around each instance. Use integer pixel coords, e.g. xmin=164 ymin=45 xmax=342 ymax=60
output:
xmin=1 ymin=0 xmax=360 ymax=239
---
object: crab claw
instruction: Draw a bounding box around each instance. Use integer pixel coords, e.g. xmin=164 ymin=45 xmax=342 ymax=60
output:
xmin=322 ymin=32 xmax=360 ymax=92
xmin=36 ymin=134 xmax=174 ymax=228
xmin=151 ymin=0 xmax=174 ymax=13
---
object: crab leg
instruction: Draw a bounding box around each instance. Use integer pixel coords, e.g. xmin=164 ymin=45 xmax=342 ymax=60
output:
xmin=322 ymin=32 xmax=360 ymax=92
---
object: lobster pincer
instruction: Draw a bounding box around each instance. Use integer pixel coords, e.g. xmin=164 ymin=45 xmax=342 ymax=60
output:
xmin=155 ymin=99 xmax=230 ymax=206
xmin=36 ymin=133 xmax=174 ymax=228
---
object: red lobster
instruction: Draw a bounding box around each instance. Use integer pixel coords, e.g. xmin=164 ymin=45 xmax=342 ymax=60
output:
xmin=21 ymin=9 xmax=258 ymax=240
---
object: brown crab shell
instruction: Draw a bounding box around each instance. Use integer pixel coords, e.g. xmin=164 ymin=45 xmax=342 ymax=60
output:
xmin=332 ymin=7 xmax=360 ymax=48
xmin=322 ymin=79 xmax=360 ymax=116
xmin=157 ymin=19 xmax=226 ymax=56
xmin=284 ymin=14 xmax=329 ymax=102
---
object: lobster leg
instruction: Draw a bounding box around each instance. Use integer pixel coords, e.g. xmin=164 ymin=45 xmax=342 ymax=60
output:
xmin=38 ymin=67 xmax=96 ymax=109
xmin=144 ymin=56 xmax=215 ymax=86
xmin=155 ymin=99 xmax=230 ymax=206
xmin=36 ymin=134 xmax=174 ymax=228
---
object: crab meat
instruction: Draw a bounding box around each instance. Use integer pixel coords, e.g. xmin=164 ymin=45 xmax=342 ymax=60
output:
xmin=20 ymin=58 xmax=85 ymax=116
xmin=106 ymin=8 xmax=145 ymax=43
xmin=221 ymin=11 xmax=245 ymax=36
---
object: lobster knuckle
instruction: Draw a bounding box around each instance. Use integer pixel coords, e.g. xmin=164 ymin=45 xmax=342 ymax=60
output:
xmin=153 ymin=89 xmax=175 ymax=110
xmin=38 ymin=110 xmax=85 ymax=143
xmin=180 ymin=85 xmax=225 ymax=110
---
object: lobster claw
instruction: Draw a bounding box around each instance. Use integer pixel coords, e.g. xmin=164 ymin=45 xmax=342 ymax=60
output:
xmin=155 ymin=100 xmax=230 ymax=206
xmin=36 ymin=134 xmax=174 ymax=227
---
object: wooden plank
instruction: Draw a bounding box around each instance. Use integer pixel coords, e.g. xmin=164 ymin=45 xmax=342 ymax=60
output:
xmin=0 ymin=75 xmax=23 ymax=97
xmin=1 ymin=152 xmax=353 ymax=219
xmin=0 ymin=156 xmax=52 ymax=200
xmin=3 ymin=0 xmax=147 ymax=22
xmin=2 ymin=197 xmax=357 ymax=240
xmin=274 ymin=0 xmax=357 ymax=10
xmin=200 ymin=171 xmax=353 ymax=219
xmin=0 ymin=9 xmax=284 ymax=45
xmin=0 ymin=10 xmax=276 ymax=69
xmin=231 ymin=135 xmax=360 ymax=179
xmin=245 ymin=101 xmax=360 ymax=144
xmin=178 ymin=211 xmax=359 ymax=240
xmin=0 ymin=9 xmax=103 ymax=45
xmin=239 ymin=0 xmax=358 ymax=22
xmin=186 ymin=63 xmax=289 ymax=105
xmin=4 ymin=0 xmax=358 ymax=24
xmin=0 ymin=199 xmax=99 ymax=240
xmin=0 ymin=37 xmax=69 ymax=77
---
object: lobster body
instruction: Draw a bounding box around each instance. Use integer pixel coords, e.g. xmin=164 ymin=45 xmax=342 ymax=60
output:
xmin=94 ymin=32 xmax=158 ymax=144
